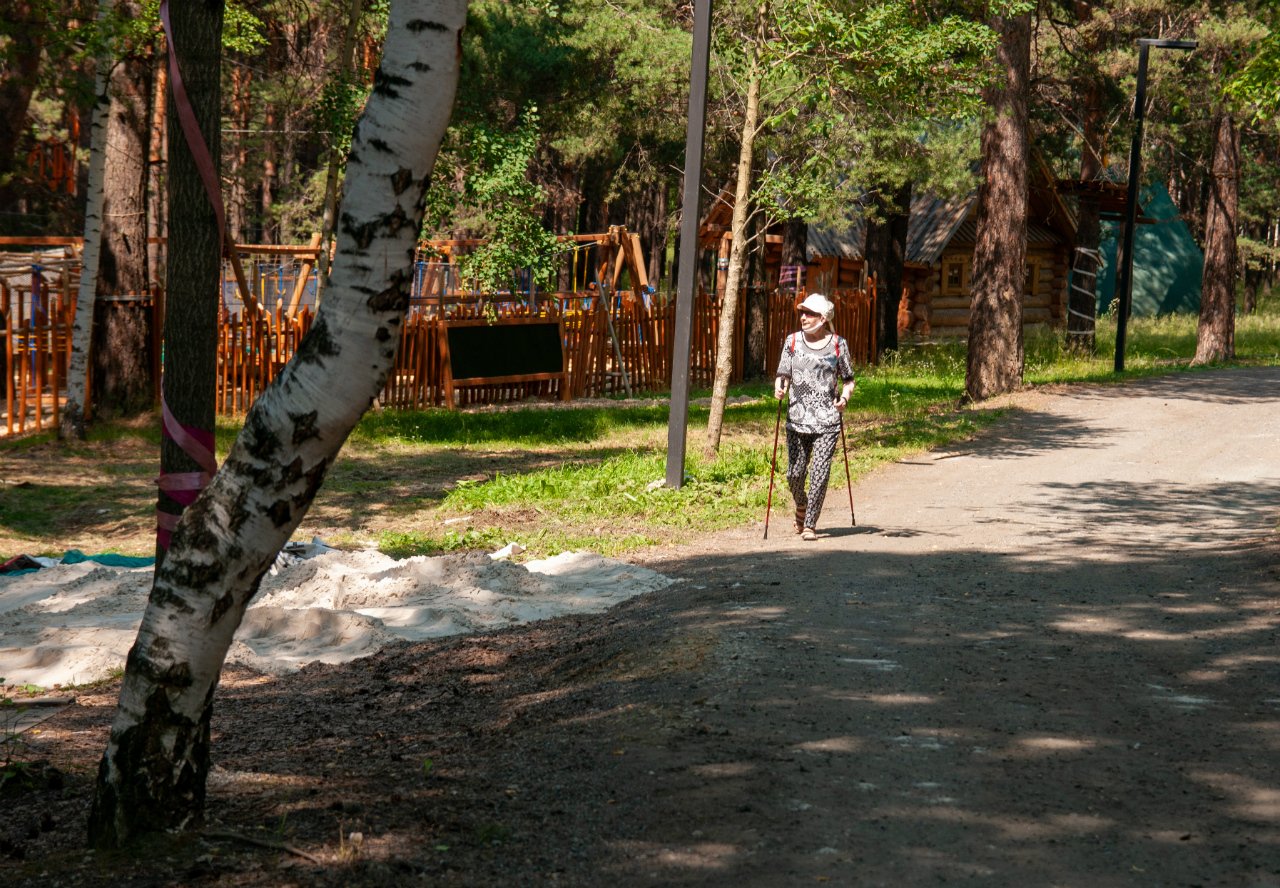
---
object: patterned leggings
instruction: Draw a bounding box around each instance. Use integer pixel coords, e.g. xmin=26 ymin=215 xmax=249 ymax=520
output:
xmin=785 ymin=427 xmax=840 ymax=530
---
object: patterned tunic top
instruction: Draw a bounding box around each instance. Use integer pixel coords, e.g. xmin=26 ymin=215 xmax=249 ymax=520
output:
xmin=775 ymin=332 xmax=855 ymax=434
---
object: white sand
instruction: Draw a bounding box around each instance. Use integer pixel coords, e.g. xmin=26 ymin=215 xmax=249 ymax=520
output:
xmin=0 ymin=549 xmax=674 ymax=688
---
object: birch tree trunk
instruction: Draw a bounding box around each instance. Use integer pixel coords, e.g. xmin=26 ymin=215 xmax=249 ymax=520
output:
xmin=705 ymin=5 xmax=764 ymax=457
xmin=1193 ymin=109 xmax=1239 ymax=365
xmin=88 ymin=0 xmax=467 ymax=848
xmin=964 ymin=11 xmax=1030 ymax=403
xmin=61 ymin=50 xmax=111 ymax=441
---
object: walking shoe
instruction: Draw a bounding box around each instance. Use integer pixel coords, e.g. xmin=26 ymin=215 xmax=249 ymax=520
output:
xmin=801 ymin=528 xmax=817 ymax=541
xmin=794 ymin=507 xmax=805 ymax=534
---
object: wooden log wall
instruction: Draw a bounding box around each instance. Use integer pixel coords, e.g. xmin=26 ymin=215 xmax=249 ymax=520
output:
xmin=914 ymin=246 xmax=1072 ymax=339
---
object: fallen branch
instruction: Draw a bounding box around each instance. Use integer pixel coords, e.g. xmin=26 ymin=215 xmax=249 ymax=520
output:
xmin=202 ymin=830 xmax=323 ymax=864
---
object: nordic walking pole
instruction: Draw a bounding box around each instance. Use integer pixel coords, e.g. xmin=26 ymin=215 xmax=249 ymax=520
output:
xmin=763 ymin=386 xmax=785 ymax=539
xmin=839 ymin=412 xmax=856 ymax=526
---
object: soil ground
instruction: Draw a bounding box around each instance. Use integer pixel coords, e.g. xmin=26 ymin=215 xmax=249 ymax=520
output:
xmin=4 ymin=367 xmax=1280 ymax=887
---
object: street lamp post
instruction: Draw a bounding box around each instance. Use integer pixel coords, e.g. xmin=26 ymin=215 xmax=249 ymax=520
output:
xmin=1113 ymin=37 xmax=1196 ymax=373
xmin=665 ymin=0 xmax=713 ymax=488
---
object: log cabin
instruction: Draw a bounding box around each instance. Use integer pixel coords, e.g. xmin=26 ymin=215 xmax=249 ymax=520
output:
xmin=700 ymin=161 xmax=1077 ymax=339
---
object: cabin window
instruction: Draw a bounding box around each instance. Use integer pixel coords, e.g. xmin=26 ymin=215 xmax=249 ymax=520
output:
xmin=943 ymin=260 xmax=966 ymax=294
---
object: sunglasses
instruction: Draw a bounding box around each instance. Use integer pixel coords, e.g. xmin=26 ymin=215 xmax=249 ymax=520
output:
xmin=799 ymin=309 xmax=823 ymax=318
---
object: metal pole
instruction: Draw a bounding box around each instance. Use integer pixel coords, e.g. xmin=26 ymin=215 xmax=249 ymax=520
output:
xmin=1113 ymin=43 xmax=1149 ymax=374
xmin=1113 ymin=38 xmax=1196 ymax=373
xmin=664 ymin=0 xmax=713 ymax=489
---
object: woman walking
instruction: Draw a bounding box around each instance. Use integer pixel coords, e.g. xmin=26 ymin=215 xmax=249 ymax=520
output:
xmin=773 ymin=292 xmax=855 ymax=541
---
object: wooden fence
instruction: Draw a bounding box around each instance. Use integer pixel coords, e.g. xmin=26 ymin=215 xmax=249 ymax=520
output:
xmin=2 ymin=241 xmax=876 ymax=433
xmin=213 ymin=287 xmax=874 ymax=412
xmin=1 ymin=255 xmax=75 ymax=436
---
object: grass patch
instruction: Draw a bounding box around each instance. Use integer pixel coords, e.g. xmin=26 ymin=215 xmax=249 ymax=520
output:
xmin=6 ymin=311 xmax=1279 ymax=560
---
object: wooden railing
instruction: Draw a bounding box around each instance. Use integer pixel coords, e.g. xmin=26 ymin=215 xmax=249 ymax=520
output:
xmin=1 ymin=255 xmax=75 ymax=436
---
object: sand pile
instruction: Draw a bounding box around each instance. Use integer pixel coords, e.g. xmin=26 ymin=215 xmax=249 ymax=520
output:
xmin=0 ymin=549 xmax=674 ymax=688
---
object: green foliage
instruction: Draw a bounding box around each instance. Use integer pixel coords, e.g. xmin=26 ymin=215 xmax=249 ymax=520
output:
xmin=721 ymin=1 xmax=996 ymax=231
xmin=424 ymin=107 xmax=561 ymax=292
xmin=313 ymin=74 xmax=369 ymax=168
xmin=1225 ymin=30 xmax=1280 ymax=117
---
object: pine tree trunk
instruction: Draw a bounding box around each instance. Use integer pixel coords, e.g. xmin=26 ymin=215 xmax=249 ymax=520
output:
xmin=93 ymin=38 xmax=155 ymax=417
xmin=88 ymin=0 xmax=466 ymax=848
xmin=865 ymin=181 xmax=910 ymax=358
xmin=742 ymin=210 xmax=767 ymax=379
xmin=1193 ymin=109 xmax=1239 ymax=365
xmin=262 ymin=106 xmax=277 ymax=241
xmin=780 ymin=219 xmax=806 ymax=307
xmin=152 ymin=0 xmax=223 ymax=562
xmin=964 ymin=11 xmax=1030 ymax=403
xmin=227 ymin=66 xmax=251 ymax=243
xmin=704 ymin=20 xmax=762 ymax=458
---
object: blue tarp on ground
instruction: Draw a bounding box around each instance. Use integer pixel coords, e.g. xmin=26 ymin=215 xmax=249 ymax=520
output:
xmin=1094 ymin=182 xmax=1204 ymax=316
xmin=1 ymin=550 xmax=154 ymax=576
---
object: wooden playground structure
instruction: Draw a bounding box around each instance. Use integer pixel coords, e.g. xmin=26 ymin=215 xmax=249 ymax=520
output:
xmin=1 ymin=228 xmax=876 ymax=436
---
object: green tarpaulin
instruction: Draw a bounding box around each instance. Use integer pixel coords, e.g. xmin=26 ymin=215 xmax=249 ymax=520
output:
xmin=1094 ymin=182 xmax=1203 ymax=316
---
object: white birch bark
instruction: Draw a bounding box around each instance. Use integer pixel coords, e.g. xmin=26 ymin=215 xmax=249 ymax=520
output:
xmin=89 ymin=0 xmax=468 ymax=846
xmin=61 ymin=48 xmax=111 ymax=440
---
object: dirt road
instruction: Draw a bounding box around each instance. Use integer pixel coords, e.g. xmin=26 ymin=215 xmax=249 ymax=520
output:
xmin=619 ymin=367 xmax=1280 ymax=886
xmin=8 ymin=368 xmax=1280 ymax=887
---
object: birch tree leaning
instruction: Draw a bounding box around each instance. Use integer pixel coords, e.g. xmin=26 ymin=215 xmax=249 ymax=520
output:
xmin=88 ymin=0 xmax=468 ymax=847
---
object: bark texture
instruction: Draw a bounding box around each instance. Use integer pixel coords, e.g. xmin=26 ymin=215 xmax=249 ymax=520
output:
xmin=88 ymin=0 xmax=466 ymax=848
xmin=1193 ymin=110 xmax=1239 ymax=365
xmin=964 ymin=12 xmax=1030 ymax=403
xmin=152 ymin=0 xmax=223 ymax=561
xmin=94 ymin=39 xmax=156 ymax=417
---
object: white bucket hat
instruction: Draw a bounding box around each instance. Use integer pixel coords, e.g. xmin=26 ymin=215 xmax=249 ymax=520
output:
xmin=798 ymin=292 xmax=834 ymax=321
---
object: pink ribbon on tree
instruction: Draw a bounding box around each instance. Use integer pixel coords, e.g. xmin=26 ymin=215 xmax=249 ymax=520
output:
xmin=154 ymin=0 xmax=226 ymax=548
xmin=156 ymin=395 xmax=218 ymax=547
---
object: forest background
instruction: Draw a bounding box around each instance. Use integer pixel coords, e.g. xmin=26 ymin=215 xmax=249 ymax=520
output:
xmin=2 ymin=0 xmax=1278 ymax=340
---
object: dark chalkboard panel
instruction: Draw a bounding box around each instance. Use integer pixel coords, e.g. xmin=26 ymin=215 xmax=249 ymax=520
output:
xmin=445 ymin=320 xmax=563 ymax=379
xmin=440 ymin=318 xmax=568 ymax=408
